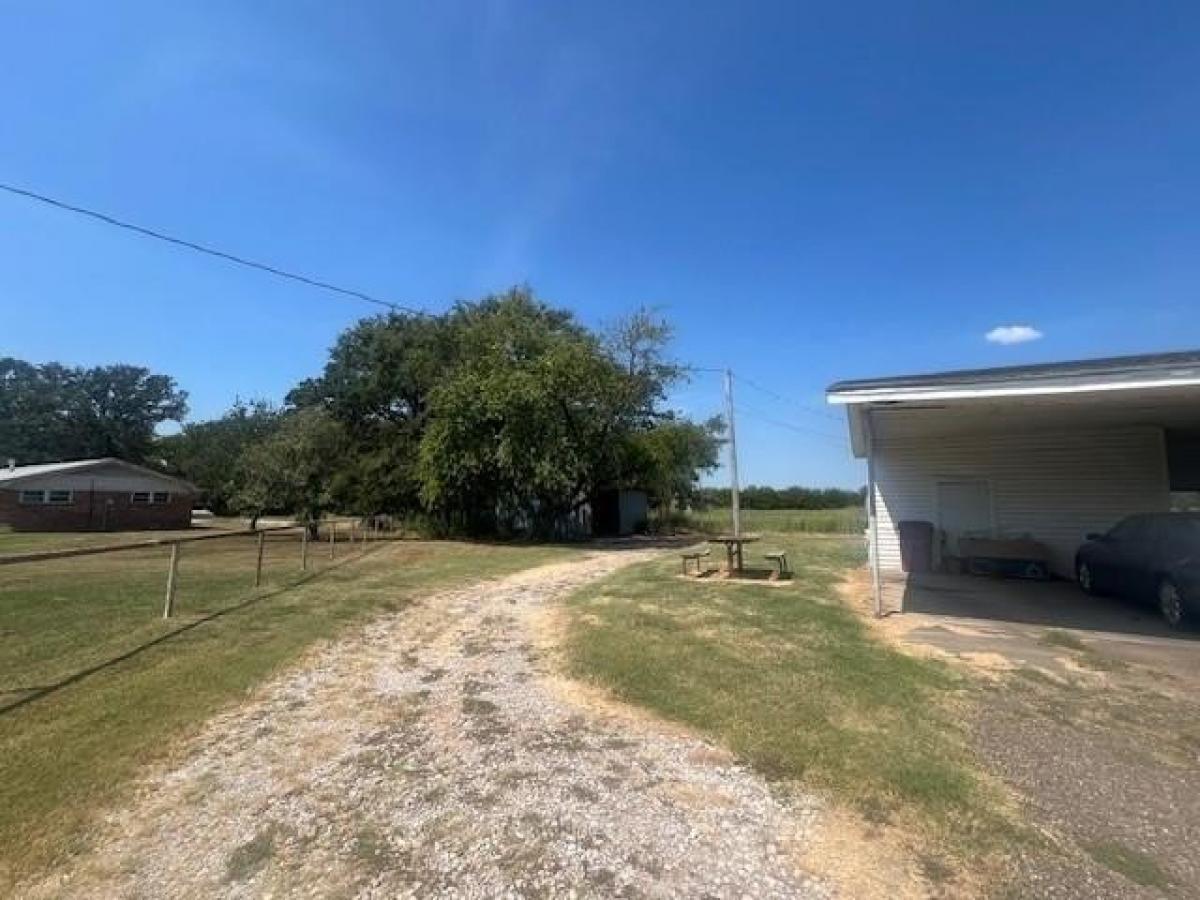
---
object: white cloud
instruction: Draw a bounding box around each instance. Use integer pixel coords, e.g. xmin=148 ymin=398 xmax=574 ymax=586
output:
xmin=985 ymin=325 xmax=1044 ymax=346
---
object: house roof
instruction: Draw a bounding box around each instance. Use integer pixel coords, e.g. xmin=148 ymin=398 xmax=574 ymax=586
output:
xmin=0 ymin=457 xmax=198 ymax=492
xmin=827 ymin=350 xmax=1200 ymax=404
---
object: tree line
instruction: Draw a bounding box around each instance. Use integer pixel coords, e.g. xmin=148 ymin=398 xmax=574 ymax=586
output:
xmin=695 ymin=485 xmax=865 ymax=510
xmin=0 ymin=359 xmax=187 ymax=464
xmin=2 ymin=289 xmax=723 ymax=537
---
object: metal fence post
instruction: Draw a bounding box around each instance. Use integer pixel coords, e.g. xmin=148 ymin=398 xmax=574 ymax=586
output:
xmin=163 ymin=542 xmax=181 ymax=618
xmin=254 ymin=530 xmax=266 ymax=587
xmin=301 ymin=526 xmax=309 ymax=571
xmin=329 ymin=521 xmax=336 ymax=560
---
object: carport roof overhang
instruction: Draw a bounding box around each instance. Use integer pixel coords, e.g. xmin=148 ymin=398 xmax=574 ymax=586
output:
xmin=825 ymin=350 xmax=1200 ymax=458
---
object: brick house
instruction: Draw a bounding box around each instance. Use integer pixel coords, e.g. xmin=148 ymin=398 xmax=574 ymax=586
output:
xmin=0 ymin=458 xmax=198 ymax=532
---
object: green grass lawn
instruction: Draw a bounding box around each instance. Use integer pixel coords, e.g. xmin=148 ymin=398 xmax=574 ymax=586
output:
xmin=682 ymin=506 xmax=866 ymax=534
xmin=564 ymin=533 xmax=1016 ymax=866
xmin=0 ymin=537 xmax=576 ymax=886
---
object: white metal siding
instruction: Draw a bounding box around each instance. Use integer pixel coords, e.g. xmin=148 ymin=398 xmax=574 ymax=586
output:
xmin=872 ymin=426 xmax=1170 ymax=578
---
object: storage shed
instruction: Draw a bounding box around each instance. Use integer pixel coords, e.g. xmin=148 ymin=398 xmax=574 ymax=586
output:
xmin=0 ymin=458 xmax=198 ymax=532
xmin=591 ymin=489 xmax=650 ymax=537
xmin=827 ymin=351 xmax=1200 ymax=613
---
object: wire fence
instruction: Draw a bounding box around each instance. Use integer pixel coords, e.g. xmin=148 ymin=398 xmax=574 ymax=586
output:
xmin=0 ymin=520 xmax=394 ymax=712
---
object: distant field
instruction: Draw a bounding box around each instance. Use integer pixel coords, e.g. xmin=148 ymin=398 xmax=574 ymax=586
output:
xmin=684 ymin=506 xmax=865 ymax=534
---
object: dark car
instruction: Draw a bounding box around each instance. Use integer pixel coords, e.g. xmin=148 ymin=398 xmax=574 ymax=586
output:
xmin=1075 ymin=512 xmax=1200 ymax=628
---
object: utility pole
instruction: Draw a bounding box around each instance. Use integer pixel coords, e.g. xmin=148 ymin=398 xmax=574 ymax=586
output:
xmin=724 ymin=368 xmax=741 ymax=537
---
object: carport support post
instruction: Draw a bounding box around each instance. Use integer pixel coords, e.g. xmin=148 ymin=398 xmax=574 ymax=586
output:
xmin=254 ymin=530 xmax=266 ymax=587
xmin=163 ymin=542 xmax=181 ymax=619
xmin=864 ymin=407 xmax=884 ymax=618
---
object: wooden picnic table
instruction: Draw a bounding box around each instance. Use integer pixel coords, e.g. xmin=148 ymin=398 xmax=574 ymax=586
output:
xmin=712 ymin=533 xmax=760 ymax=574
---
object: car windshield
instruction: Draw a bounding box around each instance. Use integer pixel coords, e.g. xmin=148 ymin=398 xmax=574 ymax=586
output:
xmin=1107 ymin=517 xmax=1145 ymax=540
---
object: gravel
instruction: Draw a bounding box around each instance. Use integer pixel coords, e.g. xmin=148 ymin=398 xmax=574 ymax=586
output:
xmin=19 ymin=549 xmax=827 ymax=899
xmin=975 ymin=679 xmax=1200 ymax=899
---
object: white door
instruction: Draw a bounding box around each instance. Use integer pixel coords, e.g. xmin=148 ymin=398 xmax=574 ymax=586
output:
xmin=937 ymin=480 xmax=992 ymax=557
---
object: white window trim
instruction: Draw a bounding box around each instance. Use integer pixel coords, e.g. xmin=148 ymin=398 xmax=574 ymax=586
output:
xmin=17 ymin=489 xmax=74 ymax=505
xmin=131 ymin=491 xmax=172 ymax=506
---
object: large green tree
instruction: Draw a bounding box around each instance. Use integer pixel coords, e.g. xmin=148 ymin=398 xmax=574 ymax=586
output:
xmin=0 ymin=358 xmax=187 ymax=464
xmin=416 ymin=290 xmax=680 ymax=535
xmin=287 ymin=312 xmax=458 ymax=515
xmin=158 ymin=399 xmax=281 ymax=513
xmin=231 ymin=287 xmax=713 ymax=535
xmin=626 ymin=416 xmax=724 ymax=512
xmin=232 ymin=408 xmax=345 ymax=532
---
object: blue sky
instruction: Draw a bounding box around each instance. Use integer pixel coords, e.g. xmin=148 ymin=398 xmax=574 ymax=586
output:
xmin=3 ymin=1 xmax=1199 ymax=488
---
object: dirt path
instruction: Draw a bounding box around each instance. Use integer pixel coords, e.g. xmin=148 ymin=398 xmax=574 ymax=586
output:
xmin=22 ymin=549 xmax=827 ymax=899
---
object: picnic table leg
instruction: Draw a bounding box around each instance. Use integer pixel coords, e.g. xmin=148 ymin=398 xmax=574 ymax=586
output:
xmin=726 ymin=543 xmax=734 ymax=574
xmin=736 ymin=543 xmax=744 ymax=572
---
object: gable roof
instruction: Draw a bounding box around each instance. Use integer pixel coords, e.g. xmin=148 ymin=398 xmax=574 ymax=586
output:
xmin=0 ymin=458 xmax=198 ymax=492
xmin=827 ymin=350 xmax=1200 ymax=404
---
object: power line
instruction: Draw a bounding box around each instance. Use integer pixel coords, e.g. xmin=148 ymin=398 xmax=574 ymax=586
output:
xmin=0 ymin=181 xmax=427 ymax=316
xmin=678 ymin=367 xmax=847 ymax=442
xmin=736 ymin=373 xmax=842 ymax=422
xmin=738 ymin=402 xmax=849 ymax=446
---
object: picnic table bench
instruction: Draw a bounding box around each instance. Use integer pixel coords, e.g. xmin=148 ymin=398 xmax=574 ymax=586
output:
xmin=681 ymin=547 xmax=711 ymax=576
xmin=763 ymin=550 xmax=790 ymax=579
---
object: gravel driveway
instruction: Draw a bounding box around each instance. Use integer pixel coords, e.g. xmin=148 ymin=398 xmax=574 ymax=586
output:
xmin=21 ymin=549 xmax=827 ymax=899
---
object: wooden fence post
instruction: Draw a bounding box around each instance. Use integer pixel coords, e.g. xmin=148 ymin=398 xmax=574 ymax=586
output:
xmin=329 ymin=521 xmax=336 ymax=560
xmin=163 ymin=542 xmax=181 ymax=619
xmin=254 ymin=530 xmax=266 ymax=587
xmin=301 ymin=526 xmax=309 ymax=571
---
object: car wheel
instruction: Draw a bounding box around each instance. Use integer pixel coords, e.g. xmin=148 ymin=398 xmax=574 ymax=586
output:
xmin=1158 ymin=579 xmax=1186 ymax=628
xmin=1024 ymin=561 xmax=1048 ymax=580
xmin=1077 ymin=561 xmax=1096 ymax=595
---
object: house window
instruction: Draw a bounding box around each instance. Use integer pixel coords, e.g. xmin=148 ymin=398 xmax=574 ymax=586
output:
xmin=131 ymin=491 xmax=171 ymax=505
xmin=16 ymin=489 xmax=72 ymax=505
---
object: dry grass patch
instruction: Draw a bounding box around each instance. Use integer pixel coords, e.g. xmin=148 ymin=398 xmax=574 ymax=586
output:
xmin=564 ymin=535 xmax=1025 ymax=893
xmin=0 ymin=539 xmax=576 ymax=888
